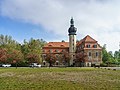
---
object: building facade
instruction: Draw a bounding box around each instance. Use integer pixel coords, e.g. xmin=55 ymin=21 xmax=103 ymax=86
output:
xmin=42 ymin=42 xmax=69 ymax=66
xmin=42 ymin=18 xmax=102 ymax=67
xmin=76 ymin=35 xmax=102 ymax=66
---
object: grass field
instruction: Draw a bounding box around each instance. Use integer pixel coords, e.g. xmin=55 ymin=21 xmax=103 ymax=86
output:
xmin=0 ymin=67 xmax=120 ymax=90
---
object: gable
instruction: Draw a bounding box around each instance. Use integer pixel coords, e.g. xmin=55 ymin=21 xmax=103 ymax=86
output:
xmin=83 ymin=35 xmax=97 ymax=43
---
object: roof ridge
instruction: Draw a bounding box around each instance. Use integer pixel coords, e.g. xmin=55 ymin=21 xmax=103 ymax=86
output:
xmin=83 ymin=35 xmax=97 ymax=42
xmin=49 ymin=42 xmax=68 ymax=43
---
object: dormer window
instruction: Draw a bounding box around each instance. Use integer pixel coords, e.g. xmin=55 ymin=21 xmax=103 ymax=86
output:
xmin=61 ymin=45 xmax=64 ymax=47
xmin=86 ymin=44 xmax=90 ymax=48
xmin=48 ymin=44 xmax=52 ymax=47
xmin=93 ymin=45 xmax=97 ymax=48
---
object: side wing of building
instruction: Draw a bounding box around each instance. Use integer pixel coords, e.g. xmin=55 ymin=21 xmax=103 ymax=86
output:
xmin=76 ymin=35 xmax=102 ymax=67
xmin=42 ymin=42 xmax=69 ymax=66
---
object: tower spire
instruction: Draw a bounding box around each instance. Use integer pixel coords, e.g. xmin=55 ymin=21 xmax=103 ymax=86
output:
xmin=68 ymin=17 xmax=77 ymax=35
xmin=70 ymin=17 xmax=74 ymax=26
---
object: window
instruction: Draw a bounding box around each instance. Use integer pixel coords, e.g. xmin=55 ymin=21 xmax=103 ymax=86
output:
xmin=43 ymin=60 xmax=46 ymax=65
xmin=49 ymin=49 xmax=52 ymax=53
xmin=55 ymin=49 xmax=59 ymax=53
xmin=56 ymin=61 xmax=59 ymax=65
xmin=73 ymin=43 xmax=74 ymax=45
xmin=56 ymin=54 xmax=59 ymax=58
xmin=86 ymin=44 xmax=90 ymax=48
xmin=82 ymin=45 xmax=84 ymax=48
xmin=73 ymin=39 xmax=74 ymax=42
xmin=96 ymin=52 xmax=98 ymax=57
xmin=88 ymin=52 xmax=91 ymax=56
xmin=42 ymin=54 xmax=46 ymax=58
xmin=79 ymin=46 xmax=81 ymax=49
xmin=62 ymin=49 xmax=65 ymax=52
xmin=93 ymin=45 xmax=97 ymax=48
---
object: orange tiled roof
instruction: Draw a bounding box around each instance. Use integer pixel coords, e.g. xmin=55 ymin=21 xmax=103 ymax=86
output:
xmin=43 ymin=42 xmax=69 ymax=48
xmin=83 ymin=35 xmax=97 ymax=42
xmin=77 ymin=35 xmax=97 ymax=46
xmin=76 ymin=39 xmax=83 ymax=46
xmin=76 ymin=35 xmax=102 ymax=50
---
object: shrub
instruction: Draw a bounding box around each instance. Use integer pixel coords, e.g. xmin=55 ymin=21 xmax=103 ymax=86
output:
xmin=100 ymin=63 xmax=107 ymax=67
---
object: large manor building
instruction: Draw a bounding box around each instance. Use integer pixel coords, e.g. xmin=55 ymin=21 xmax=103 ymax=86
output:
xmin=42 ymin=18 xmax=102 ymax=67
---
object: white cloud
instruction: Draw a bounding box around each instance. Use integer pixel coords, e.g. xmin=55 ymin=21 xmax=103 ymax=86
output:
xmin=0 ymin=0 xmax=120 ymax=52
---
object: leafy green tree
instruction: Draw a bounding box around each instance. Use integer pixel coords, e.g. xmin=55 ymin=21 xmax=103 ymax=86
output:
xmin=102 ymin=44 xmax=110 ymax=63
xmin=0 ymin=34 xmax=46 ymax=66
xmin=114 ymin=51 xmax=119 ymax=59
xmin=102 ymin=44 xmax=120 ymax=66
xmin=114 ymin=50 xmax=120 ymax=64
xmin=108 ymin=51 xmax=115 ymax=63
xmin=22 ymin=38 xmax=46 ymax=64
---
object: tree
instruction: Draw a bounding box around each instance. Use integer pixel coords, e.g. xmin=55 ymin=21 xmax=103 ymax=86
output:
xmin=61 ymin=51 xmax=70 ymax=66
xmin=22 ymin=38 xmax=46 ymax=64
xmin=45 ymin=53 xmax=56 ymax=67
xmin=76 ymin=52 xmax=87 ymax=67
xmin=102 ymin=44 xmax=119 ymax=66
xmin=0 ymin=48 xmax=7 ymax=64
xmin=108 ymin=51 xmax=115 ymax=63
xmin=114 ymin=51 xmax=120 ymax=64
xmin=0 ymin=35 xmax=46 ymax=66
xmin=114 ymin=51 xmax=119 ymax=59
xmin=7 ymin=49 xmax=24 ymax=68
xmin=26 ymin=53 xmax=40 ymax=64
xmin=102 ymin=44 xmax=110 ymax=63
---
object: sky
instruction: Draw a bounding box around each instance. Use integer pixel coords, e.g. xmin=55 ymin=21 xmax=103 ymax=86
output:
xmin=0 ymin=0 xmax=120 ymax=52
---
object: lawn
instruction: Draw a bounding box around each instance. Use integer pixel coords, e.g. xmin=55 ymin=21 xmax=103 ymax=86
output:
xmin=0 ymin=67 xmax=120 ymax=90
